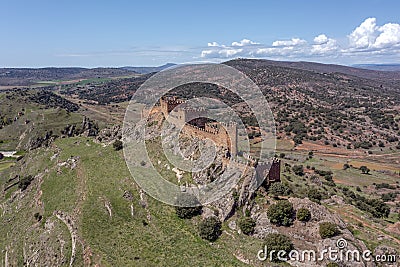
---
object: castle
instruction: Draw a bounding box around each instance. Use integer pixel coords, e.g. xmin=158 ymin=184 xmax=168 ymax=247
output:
xmin=144 ymin=96 xmax=280 ymax=186
xmin=159 ymin=96 xmax=238 ymax=157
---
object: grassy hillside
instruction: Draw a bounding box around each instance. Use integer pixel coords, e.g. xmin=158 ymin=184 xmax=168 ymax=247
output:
xmin=1 ymin=137 xmax=267 ymax=266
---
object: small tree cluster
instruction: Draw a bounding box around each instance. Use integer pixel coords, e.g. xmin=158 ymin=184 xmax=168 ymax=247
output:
xmin=267 ymin=200 xmax=294 ymax=226
xmin=19 ymin=175 xmax=33 ymax=191
xmin=296 ymin=208 xmax=311 ymax=222
xmin=319 ymin=222 xmax=340 ymax=238
xmin=175 ymin=193 xmax=202 ymax=219
xmin=292 ymin=165 xmax=304 ymax=176
xmin=307 ymin=188 xmax=322 ymax=204
xmin=238 ymin=216 xmax=256 ymax=235
xmin=360 ymin=166 xmax=370 ymax=174
xmin=198 ymin=216 xmax=222 ymax=241
xmin=263 ymin=233 xmax=294 ymax=262
xmin=268 ymin=182 xmax=291 ymax=197
xmin=113 ymin=140 xmax=123 ymax=151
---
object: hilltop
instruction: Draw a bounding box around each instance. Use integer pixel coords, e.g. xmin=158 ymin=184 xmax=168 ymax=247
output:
xmin=0 ymin=59 xmax=400 ymax=266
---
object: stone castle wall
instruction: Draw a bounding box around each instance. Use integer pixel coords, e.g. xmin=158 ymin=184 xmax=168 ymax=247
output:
xmin=143 ymin=96 xmax=279 ymax=185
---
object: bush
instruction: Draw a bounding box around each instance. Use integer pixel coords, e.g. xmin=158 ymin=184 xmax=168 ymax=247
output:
xmin=292 ymin=165 xmax=304 ymax=176
xmin=307 ymin=188 xmax=322 ymax=203
xmin=268 ymin=182 xmax=291 ymax=197
xmin=34 ymin=212 xmax=42 ymax=222
xmin=263 ymin=233 xmax=294 ymax=262
xmin=360 ymin=166 xmax=370 ymax=174
xmin=175 ymin=193 xmax=202 ymax=219
xmin=381 ymin=192 xmax=397 ymax=202
xmin=19 ymin=175 xmax=33 ymax=191
xmin=319 ymin=222 xmax=340 ymax=238
xmin=198 ymin=217 xmax=222 ymax=241
xmin=113 ymin=140 xmax=123 ymax=151
xmin=267 ymin=200 xmax=294 ymax=226
xmin=327 ymin=263 xmax=339 ymax=267
xmin=296 ymin=208 xmax=311 ymax=222
xmin=238 ymin=217 xmax=256 ymax=235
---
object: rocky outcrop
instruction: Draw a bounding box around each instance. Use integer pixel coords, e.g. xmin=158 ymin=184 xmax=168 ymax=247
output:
xmin=95 ymin=125 xmax=121 ymax=144
xmin=252 ymin=197 xmax=374 ymax=267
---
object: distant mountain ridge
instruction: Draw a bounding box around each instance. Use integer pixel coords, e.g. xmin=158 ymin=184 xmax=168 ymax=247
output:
xmin=0 ymin=67 xmax=137 ymax=87
xmin=120 ymin=63 xmax=176 ymax=74
xmin=224 ymin=59 xmax=400 ymax=82
xmin=352 ymin=64 xmax=400 ymax=71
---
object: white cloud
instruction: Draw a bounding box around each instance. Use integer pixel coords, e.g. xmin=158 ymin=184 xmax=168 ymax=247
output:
xmin=347 ymin=17 xmax=400 ymax=51
xmin=272 ymin=38 xmax=307 ymax=47
xmin=200 ymin=18 xmax=400 ymax=62
xmin=220 ymin=49 xmax=243 ymax=57
xmin=313 ymin=34 xmax=329 ymax=45
xmin=348 ymin=17 xmax=378 ymax=49
xmin=207 ymin=42 xmax=221 ymax=47
xmin=231 ymin=39 xmax=259 ymax=46
xmin=311 ymin=35 xmax=339 ymax=55
xmin=374 ymin=23 xmax=400 ymax=48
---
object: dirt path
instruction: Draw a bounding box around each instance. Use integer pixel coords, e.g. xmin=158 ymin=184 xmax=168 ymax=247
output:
xmin=60 ymin=94 xmax=122 ymax=123
xmin=54 ymin=211 xmax=78 ymax=267
xmin=328 ymin=205 xmax=400 ymax=245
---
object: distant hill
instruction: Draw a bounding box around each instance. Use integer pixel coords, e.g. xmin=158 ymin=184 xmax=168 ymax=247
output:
xmin=120 ymin=63 xmax=176 ymax=74
xmin=224 ymin=59 xmax=400 ymax=83
xmin=0 ymin=67 xmax=137 ymax=87
xmin=352 ymin=64 xmax=400 ymax=72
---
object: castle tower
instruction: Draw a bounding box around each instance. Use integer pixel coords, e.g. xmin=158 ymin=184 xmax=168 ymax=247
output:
xmin=224 ymin=122 xmax=238 ymax=156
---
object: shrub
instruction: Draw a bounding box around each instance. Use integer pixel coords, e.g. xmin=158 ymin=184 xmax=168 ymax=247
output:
xmin=19 ymin=175 xmax=33 ymax=191
xmin=327 ymin=263 xmax=339 ymax=267
xmin=381 ymin=192 xmax=397 ymax=202
xmin=263 ymin=233 xmax=294 ymax=262
xmin=307 ymin=188 xmax=322 ymax=203
xmin=113 ymin=140 xmax=123 ymax=151
xmin=319 ymin=222 xmax=340 ymax=238
xmin=296 ymin=208 xmax=311 ymax=222
xmin=268 ymin=183 xmax=291 ymax=197
xmin=292 ymin=165 xmax=304 ymax=176
xmin=238 ymin=217 xmax=256 ymax=235
xmin=34 ymin=212 xmax=42 ymax=222
xmin=360 ymin=166 xmax=370 ymax=174
xmin=267 ymin=200 xmax=294 ymax=226
xmin=198 ymin=217 xmax=222 ymax=241
xmin=175 ymin=193 xmax=202 ymax=219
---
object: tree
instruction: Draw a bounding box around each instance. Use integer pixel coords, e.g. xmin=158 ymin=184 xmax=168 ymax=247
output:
xmin=198 ymin=217 xmax=222 ymax=241
xmin=319 ymin=222 xmax=340 ymax=238
xmin=238 ymin=217 xmax=256 ymax=235
xmin=113 ymin=140 xmax=123 ymax=151
xmin=307 ymin=188 xmax=322 ymax=203
xmin=175 ymin=193 xmax=202 ymax=219
xmin=360 ymin=166 xmax=370 ymax=174
xmin=267 ymin=200 xmax=294 ymax=226
xmin=296 ymin=208 xmax=311 ymax=222
xmin=263 ymin=233 xmax=294 ymax=262
xmin=268 ymin=183 xmax=291 ymax=197
xmin=292 ymin=165 xmax=304 ymax=176
xmin=19 ymin=175 xmax=33 ymax=191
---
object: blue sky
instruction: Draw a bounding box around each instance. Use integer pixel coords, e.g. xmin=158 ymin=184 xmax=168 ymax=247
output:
xmin=1 ymin=0 xmax=400 ymax=67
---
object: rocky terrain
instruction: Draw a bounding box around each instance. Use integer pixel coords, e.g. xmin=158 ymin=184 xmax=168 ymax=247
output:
xmin=0 ymin=59 xmax=399 ymax=266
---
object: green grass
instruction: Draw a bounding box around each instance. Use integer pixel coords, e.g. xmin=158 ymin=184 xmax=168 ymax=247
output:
xmin=0 ymin=137 xmax=252 ymax=266
xmin=0 ymin=162 xmax=15 ymax=171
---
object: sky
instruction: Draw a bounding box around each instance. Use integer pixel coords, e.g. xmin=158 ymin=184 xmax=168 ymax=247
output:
xmin=1 ymin=0 xmax=400 ymax=67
